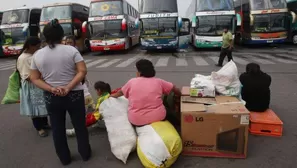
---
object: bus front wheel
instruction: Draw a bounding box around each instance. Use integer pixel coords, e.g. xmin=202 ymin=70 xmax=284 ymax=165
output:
xmin=292 ymin=34 xmax=297 ymax=45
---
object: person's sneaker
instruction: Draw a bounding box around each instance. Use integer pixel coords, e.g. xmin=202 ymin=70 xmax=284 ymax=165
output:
xmin=66 ymin=128 xmax=76 ymax=137
xmin=215 ymin=64 xmax=223 ymax=67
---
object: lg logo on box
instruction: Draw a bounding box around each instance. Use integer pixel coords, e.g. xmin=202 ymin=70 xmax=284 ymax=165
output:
xmin=184 ymin=115 xmax=204 ymax=123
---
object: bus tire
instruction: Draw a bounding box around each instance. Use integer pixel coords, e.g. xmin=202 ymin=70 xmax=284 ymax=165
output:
xmin=129 ymin=38 xmax=133 ymax=50
xmin=292 ymin=33 xmax=297 ymax=45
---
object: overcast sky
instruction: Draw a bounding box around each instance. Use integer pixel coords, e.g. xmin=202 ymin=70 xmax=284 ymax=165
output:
xmin=0 ymin=0 xmax=192 ymax=17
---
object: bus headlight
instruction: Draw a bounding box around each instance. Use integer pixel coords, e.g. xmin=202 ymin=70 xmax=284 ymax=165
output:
xmin=196 ymin=39 xmax=206 ymax=43
xmin=169 ymin=40 xmax=177 ymax=45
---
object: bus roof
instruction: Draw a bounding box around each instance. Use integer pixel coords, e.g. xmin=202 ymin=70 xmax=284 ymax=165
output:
xmin=43 ymin=2 xmax=88 ymax=8
xmin=3 ymin=6 xmax=40 ymax=12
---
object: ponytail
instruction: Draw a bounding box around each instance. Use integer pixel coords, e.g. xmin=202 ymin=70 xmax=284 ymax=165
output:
xmin=43 ymin=19 xmax=64 ymax=49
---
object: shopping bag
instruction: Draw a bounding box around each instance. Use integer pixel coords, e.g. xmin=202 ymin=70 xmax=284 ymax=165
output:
xmin=1 ymin=70 xmax=21 ymax=104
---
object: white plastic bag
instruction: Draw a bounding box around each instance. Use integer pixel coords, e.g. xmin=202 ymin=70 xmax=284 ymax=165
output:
xmin=99 ymin=96 xmax=137 ymax=164
xmin=211 ymin=60 xmax=241 ymax=96
xmin=190 ymin=74 xmax=215 ymax=97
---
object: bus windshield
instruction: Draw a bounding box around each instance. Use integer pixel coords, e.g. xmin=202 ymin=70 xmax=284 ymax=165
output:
xmin=142 ymin=17 xmax=177 ymax=36
xmin=250 ymin=0 xmax=287 ymax=10
xmin=1 ymin=9 xmax=29 ymax=24
xmin=253 ymin=14 xmax=269 ymax=32
xmin=40 ymin=6 xmax=71 ymax=21
xmin=90 ymin=20 xmax=127 ymax=39
xmin=216 ymin=15 xmax=234 ymax=35
xmin=90 ymin=1 xmax=123 ymax=17
xmin=197 ymin=16 xmax=216 ymax=35
xmin=252 ymin=13 xmax=286 ymax=32
xmin=1 ymin=27 xmax=26 ymax=45
xmin=197 ymin=15 xmax=234 ymax=35
xmin=196 ymin=0 xmax=234 ymax=11
xmin=139 ymin=0 xmax=178 ymax=13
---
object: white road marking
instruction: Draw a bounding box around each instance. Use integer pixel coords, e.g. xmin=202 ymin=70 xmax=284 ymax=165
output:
xmin=193 ymin=56 xmax=209 ymax=66
xmin=0 ymin=65 xmax=16 ymax=70
xmin=0 ymin=62 xmax=15 ymax=67
xmin=208 ymin=56 xmax=219 ymax=63
xmin=116 ymin=55 xmax=143 ymax=67
xmin=176 ymin=57 xmax=188 ymax=66
xmin=276 ymin=54 xmax=297 ymax=61
xmin=155 ymin=57 xmax=169 ymax=67
xmin=256 ymin=53 xmax=297 ymax=64
xmin=96 ymin=59 xmax=122 ymax=68
xmin=232 ymin=55 xmax=250 ymax=65
xmin=86 ymin=59 xmax=108 ymax=68
xmin=249 ymin=54 xmax=275 ymax=64
xmin=84 ymin=59 xmax=93 ymax=63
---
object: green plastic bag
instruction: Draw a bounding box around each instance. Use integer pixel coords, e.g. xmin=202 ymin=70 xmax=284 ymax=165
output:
xmin=1 ymin=70 xmax=21 ymax=104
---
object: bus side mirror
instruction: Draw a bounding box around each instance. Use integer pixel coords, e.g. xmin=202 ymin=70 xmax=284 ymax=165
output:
xmin=178 ymin=17 xmax=182 ymax=28
xmin=192 ymin=16 xmax=197 ymax=27
xmin=122 ymin=18 xmax=127 ymax=31
xmin=135 ymin=18 xmax=139 ymax=29
xmin=250 ymin=14 xmax=254 ymax=26
xmin=22 ymin=25 xmax=29 ymax=37
xmin=291 ymin=11 xmax=297 ymax=24
xmin=82 ymin=21 xmax=88 ymax=33
xmin=236 ymin=13 xmax=242 ymax=26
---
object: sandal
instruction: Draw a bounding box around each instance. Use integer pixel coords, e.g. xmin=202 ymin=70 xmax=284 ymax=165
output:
xmin=38 ymin=129 xmax=48 ymax=137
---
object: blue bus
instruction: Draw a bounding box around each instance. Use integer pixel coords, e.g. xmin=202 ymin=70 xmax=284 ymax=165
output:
xmin=136 ymin=0 xmax=191 ymax=51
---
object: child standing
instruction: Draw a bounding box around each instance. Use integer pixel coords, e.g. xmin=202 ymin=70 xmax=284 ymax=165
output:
xmin=66 ymin=81 xmax=111 ymax=136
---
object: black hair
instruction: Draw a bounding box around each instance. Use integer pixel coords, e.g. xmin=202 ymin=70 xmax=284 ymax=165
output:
xmin=94 ymin=81 xmax=111 ymax=94
xmin=43 ymin=19 xmax=64 ymax=49
xmin=21 ymin=36 xmax=41 ymax=53
xmin=65 ymin=35 xmax=76 ymax=45
xmin=136 ymin=59 xmax=156 ymax=78
xmin=246 ymin=63 xmax=262 ymax=75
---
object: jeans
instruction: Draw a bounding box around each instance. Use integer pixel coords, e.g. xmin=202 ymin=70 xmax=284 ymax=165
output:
xmin=32 ymin=117 xmax=49 ymax=131
xmin=44 ymin=90 xmax=91 ymax=165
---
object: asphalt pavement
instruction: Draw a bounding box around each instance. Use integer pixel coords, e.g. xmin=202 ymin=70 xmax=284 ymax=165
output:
xmin=0 ymin=45 xmax=297 ymax=168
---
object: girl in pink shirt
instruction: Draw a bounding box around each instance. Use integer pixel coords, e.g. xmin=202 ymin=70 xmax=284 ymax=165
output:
xmin=111 ymin=59 xmax=181 ymax=126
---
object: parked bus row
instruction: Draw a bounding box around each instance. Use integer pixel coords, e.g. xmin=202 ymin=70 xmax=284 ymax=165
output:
xmin=1 ymin=0 xmax=297 ymax=57
xmin=186 ymin=0 xmax=297 ymax=49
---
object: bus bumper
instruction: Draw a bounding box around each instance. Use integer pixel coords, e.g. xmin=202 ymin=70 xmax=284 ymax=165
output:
xmin=140 ymin=44 xmax=178 ymax=50
xmin=246 ymin=39 xmax=286 ymax=44
xmin=2 ymin=47 xmax=22 ymax=56
xmin=90 ymin=43 xmax=125 ymax=52
xmin=195 ymin=41 xmax=222 ymax=48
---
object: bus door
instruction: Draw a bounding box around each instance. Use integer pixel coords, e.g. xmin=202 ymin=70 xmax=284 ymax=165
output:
xmin=29 ymin=9 xmax=41 ymax=36
xmin=178 ymin=18 xmax=190 ymax=50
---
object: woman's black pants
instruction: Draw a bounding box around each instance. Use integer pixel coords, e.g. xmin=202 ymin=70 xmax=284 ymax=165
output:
xmin=44 ymin=90 xmax=91 ymax=165
xmin=32 ymin=117 xmax=48 ymax=131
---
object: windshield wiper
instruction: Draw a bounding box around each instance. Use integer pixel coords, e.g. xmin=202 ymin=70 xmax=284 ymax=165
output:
xmin=159 ymin=10 xmax=172 ymax=13
xmin=104 ymin=13 xmax=119 ymax=16
xmin=144 ymin=11 xmax=157 ymax=14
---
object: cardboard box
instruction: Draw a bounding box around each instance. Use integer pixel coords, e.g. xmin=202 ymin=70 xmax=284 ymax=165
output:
xmin=181 ymin=86 xmax=250 ymax=158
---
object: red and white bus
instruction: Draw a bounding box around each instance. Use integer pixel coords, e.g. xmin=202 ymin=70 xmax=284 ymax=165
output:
xmin=83 ymin=0 xmax=140 ymax=51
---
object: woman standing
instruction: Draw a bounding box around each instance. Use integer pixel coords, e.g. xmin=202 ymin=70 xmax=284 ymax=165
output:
xmin=29 ymin=19 xmax=91 ymax=165
xmin=17 ymin=37 xmax=49 ymax=137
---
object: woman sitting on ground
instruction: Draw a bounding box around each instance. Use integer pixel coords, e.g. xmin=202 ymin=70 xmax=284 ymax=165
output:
xmin=111 ymin=59 xmax=181 ymax=126
xmin=240 ymin=63 xmax=271 ymax=112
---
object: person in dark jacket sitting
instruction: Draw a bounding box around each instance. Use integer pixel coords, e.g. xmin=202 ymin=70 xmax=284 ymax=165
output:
xmin=240 ymin=63 xmax=271 ymax=112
